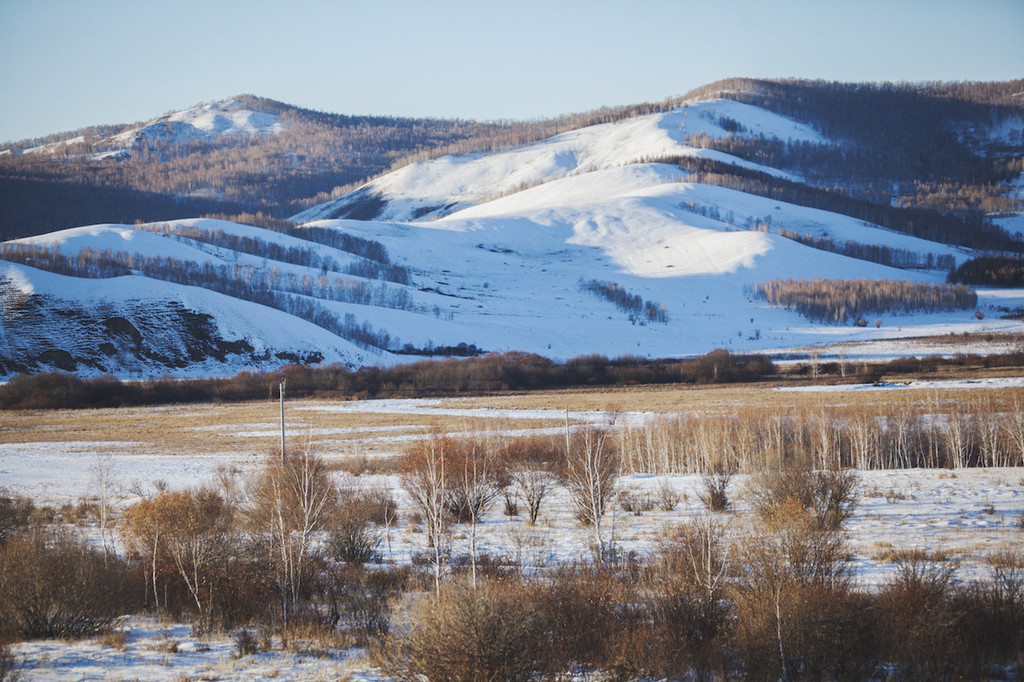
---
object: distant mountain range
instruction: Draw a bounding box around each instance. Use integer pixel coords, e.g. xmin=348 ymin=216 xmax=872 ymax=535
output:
xmin=1 ymin=79 xmax=1022 ymax=379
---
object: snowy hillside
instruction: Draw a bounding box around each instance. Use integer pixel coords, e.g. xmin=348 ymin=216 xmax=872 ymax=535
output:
xmin=293 ymin=99 xmax=823 ymax=223
xmin=2 ymin=96 xmax=1023 ymax=379
xmin=11 ymin=99 xmax=284 ymax=161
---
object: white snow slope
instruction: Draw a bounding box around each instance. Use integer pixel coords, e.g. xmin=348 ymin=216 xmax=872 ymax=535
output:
xmin=9 ymin=99 xmax=283 ymax=161
xmin=3 ymin=98 xmax=1023 ymax=379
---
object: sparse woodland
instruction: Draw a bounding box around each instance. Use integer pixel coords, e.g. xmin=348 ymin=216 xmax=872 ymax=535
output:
xmin=752 ymin=277 xmax=978 ymax=324
xmin=578 ymin=278 xmax=669 ymax=323
xmin=680 ymin=78 xmax=1024 ymax=217
xmin=0 ymin=232 xmax=411 ymax=350
xmin=668 ymin=155 xmax=1020 ymax=252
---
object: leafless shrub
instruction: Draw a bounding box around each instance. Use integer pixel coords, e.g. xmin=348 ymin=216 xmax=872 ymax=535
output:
xmin=327 ymin=480 xmax=396 ymax=565
xmin=379 ymin=579 xmax=547 ymax=682
xmin=878 ymin=558 xmax=962 ymax=680
xmin=949 ymin=559 xmax=1024 ymax=677
xmin=501 ymin=525 xmax=554 ymax=576
xmin=748 ymin=468 xmax=859 ymax=531
xmin=698 ymin=468 xmax=734 ymax=512
xmin=0 ymin=490 xmax=34 ymax=546
xmin=638 ymin=517 xmax=734 ymax=677
xmin=655 ymin=478 xmax=682 ymax=511
xmin=0 ymin=641 xmax=20 ymax=681
xmin=100 ymin=629 xmax=128 ymax=650
xmin=501 ymin=486 xmax=520 ymax=516
xmin=230 ymin=629 xmax=260 ymax=658
xmin=153 ymin=637 xmax=179 ymax=654
xmin=875 ymin=546 xmax=953 ymax=564
xmin=539 ymin=566 xmax=625 ymax=673
xmin=0 ymin=528 xmax=138 ymax=640
xmin=731 ymin=501 xmax=872 ymax=682
xmin=441 ymin=438 xmax=503 ymax=524
xmin=276 ymin=612 xmax=349 ymax=656
xmin=617 ymin=488 xmax=655 ymax=515
xmin=496 ymin=435 xmax=560 ymax=524
xmin=512 ymin=468 xmax=554 ymax=525
xmin=732 ymin=578 xmax=878 ymax=682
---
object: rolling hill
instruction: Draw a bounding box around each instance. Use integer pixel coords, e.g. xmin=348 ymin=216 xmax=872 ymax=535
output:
xmin=1 ymin=80 xmax=1023 ymax=379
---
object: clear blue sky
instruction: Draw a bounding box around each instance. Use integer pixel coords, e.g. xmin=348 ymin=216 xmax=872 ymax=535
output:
xmin=1 ymin=0 xmax=1022 ymax=143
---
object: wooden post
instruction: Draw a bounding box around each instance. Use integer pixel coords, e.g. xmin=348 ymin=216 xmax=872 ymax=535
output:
xmin=280 ymin=379 xmax=286 ymax=460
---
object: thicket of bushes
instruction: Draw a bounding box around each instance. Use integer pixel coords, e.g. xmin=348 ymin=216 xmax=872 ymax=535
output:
xmin=0 ymin=531 xmax=139 ymax=642
xmin=353 ymin=458 xmax=1024 ymax=680
xmin=0 ymin=349 xmax=774 ymax=410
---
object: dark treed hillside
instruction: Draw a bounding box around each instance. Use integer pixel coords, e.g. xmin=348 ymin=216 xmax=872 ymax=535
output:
xmin=0 ymin=177 xmax=246 ymax=240
xmin=676 ymin=78 xmax=1024 ymax=224
xmin=0 ymin=96 xmax=502 ymax=239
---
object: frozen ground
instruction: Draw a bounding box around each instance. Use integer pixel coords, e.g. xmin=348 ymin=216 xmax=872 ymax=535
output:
xmin=778 ymin=376 xmax=1024 ymax=392
xmin=7 ymin=463 xmax=1021 ymax=680
xmin=10 ymin=618 xmax=383 ymax=682
xmin=3 ymin=389 xmax=1023 ymax=680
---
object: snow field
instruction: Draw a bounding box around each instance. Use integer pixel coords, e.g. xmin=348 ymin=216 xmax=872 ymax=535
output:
xmin=3 ymin=388 xmax=1021 ymax=583
xmin=3 ymin=389 xmax=1023 ymax=680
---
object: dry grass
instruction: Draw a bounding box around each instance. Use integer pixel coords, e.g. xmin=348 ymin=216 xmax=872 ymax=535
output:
xmin=873 ymin=546 xmax=957 ymax=564
xmin=3 ymin=382 xmax=1024 ymax=467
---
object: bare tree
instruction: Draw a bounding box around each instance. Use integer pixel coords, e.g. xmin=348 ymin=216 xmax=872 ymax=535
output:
xmin=89 ymin=452 xmax=118 ymax=561
xmin=943 ymin=406 xmax=974 ymax=469
xmin=401 ymin=435 xmax=451 ymax=596
xmin=247 ymin=449 xmax=336 ymax=627
xmin=561 ymin=426 xmax=618 ymax=566
xmin=154 ymin=487 xmax=233 ymax=634
xmin=1002 ymin=394 xmax=1024 ymax=467
xmin=448 ymin=436 xmax=502 ymax=587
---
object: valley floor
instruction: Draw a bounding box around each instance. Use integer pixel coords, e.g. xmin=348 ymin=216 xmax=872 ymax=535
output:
xmin=3 ymin=379 xmax=1023 ymax=679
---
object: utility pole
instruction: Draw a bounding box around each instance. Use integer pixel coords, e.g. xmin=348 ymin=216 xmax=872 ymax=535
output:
xmin=279 ymin=379 xmax=286 ymax=460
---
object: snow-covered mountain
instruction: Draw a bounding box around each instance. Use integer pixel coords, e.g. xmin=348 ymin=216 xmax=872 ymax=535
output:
xmin=2 ymin=94 xmax=1023 ymax=379
xmin=11 ymin=99 xmax=284 ymax=161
